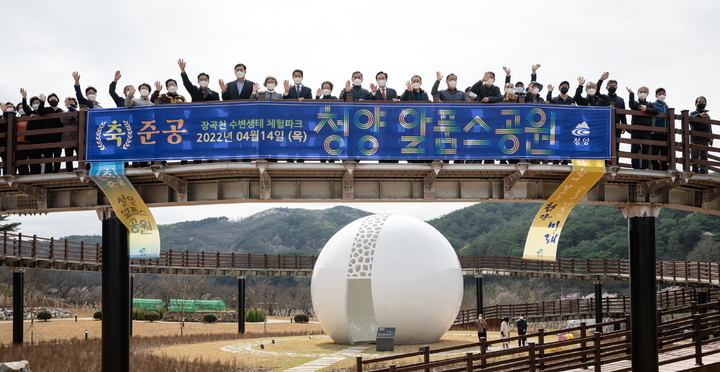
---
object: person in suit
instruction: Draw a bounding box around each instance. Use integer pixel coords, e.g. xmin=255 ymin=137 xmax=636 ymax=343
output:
xmin=108 ymin=70 xmax=130 ymax=108
xmin=71 ymin=71 xmax=103 ymax=109
xmin=339 ymin=71 xmax=372 ymax=101
xmin=219 ymin=63 xmax=256 ymax=100
xmin=178 ymin=59 xmax=220 ymax=102
xmin=369 ymin=71 xmax=399 ymax=101
xmin=283 ymin=69 xmax=312 ymax=101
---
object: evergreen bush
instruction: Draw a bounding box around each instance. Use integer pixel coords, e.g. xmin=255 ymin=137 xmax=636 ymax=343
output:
xmin=245 ymin=308 xmax=266 ymax=322
xmin=293 ymin=313 xmax=309 ymax=323
xmin=93 ymin=311 xmax=102 ymax=320
xmin=145 ymin=311 xmax=161 ymax=322
xmin=36 ymin=310 xmax=52 ymax=321
xmin=203 ymin=313 xmax=218 ymax=323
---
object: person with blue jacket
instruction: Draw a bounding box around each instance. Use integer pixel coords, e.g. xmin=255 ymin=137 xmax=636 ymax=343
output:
xmin=652 ymin=88 xmax=669 ymax=170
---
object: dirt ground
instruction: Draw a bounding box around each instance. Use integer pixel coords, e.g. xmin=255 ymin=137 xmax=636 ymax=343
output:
xmin=0 ymin=317 xmax=323 ymax=344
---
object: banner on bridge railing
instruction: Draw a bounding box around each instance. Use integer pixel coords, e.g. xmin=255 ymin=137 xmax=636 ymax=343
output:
xmin=89 ymin=162 xmax=161 ymax=259
xmin=85 ymin=102 xmax=612 ymax=161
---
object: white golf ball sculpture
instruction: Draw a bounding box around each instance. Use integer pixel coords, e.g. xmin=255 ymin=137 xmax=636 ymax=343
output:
xmin=311 ymin=214 xmax=463 ymax=345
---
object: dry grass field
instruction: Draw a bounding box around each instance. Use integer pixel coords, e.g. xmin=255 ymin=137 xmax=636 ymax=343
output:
xmin=0 ymin=317 xmax=556 ymax=372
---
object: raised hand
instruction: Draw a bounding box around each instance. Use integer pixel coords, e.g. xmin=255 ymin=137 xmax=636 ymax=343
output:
xmin=369 ymin=83 xmax=377 ymax=94
xmin=600 ymin=71 xmax=609 ymax=81
xmin=283 ymin=80 xmax=291 ymax=93
xmin=38 ymin=94 xmax=46 ymax=102
xmin=578 ymin=76 xmax=586 ymax=86
xmin=503 ymin=66 xmax=511 ymax=76
xmin=316 ymin=88 xmax=322 ymax=97
xmin=20 ymin=88 xmax=27 ymax=99
xmin=405 ymin=80 xmax=412 ymax=91
xmin=547 ymin=84 xmax=554 ymax=92
xmin=481 ymin=71 xmax=490 ymax=82
xmin=154 ymin=81 xmax=163 ymax=92
xmin=345 ymin=80 xmax=351 ymax=92
xmin=436 ymin=71 xmax=443 ymax=81
xmin=218 ymin=79 xmax=228 ymax=92
xmin=64 ymin=97 xmax=71 ymax=107
xmin=626 ymin=87 xmax=634 ymax=93
xmin=532 ymin=64 xmax=541 ymax=73
xmin=252 ymin=83 xmax=259 ymax=93
xmin=177 ymin=59 xmax=186 ymax=72
xmin=113 ymin=70 xmax=122 ymax=83
xmin=127 ymin=86 xmax=136 ymax=97
xmin=72 ymin=71 xmax=81 ymax=84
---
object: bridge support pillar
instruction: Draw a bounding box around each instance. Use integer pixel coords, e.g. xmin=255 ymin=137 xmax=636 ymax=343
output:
xmin=475 ymin=274 xmax=483 ymax=316
xmin=697 ymin=288 xmax=708 ymax=314
xmin=13 ymin=268 xmax=24 ymax=345
xmin=622 ymin=205 xmax=661 ymax=372
xmin=238 ymin=276 xmax=245 ymax=334
xmin=102 ymin=214 xmax=130 ymax=372
xmin=130 ymin=274 xmax=134 ymax=336
xmin=594 ymin=281 xmax=602 ymax=333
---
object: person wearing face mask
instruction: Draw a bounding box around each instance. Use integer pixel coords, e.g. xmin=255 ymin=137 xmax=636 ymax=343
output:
xmin=262 ymin=76 xmax=283 ymax=100
xmin=219 ymin=63 xmax=256 ymax=100
xmin=125 ymin=83 xmax=154 ymax=107
xmin=369 ymin=71 xmax=399 ymax=101
xmin=597 ymin=77 xmax=627 ymax=158
xmin=401 ymin=75 xmax=430 ymax=102
xmin=627 ymin=86 xmax=659 ymax=170
xmin=340 ymin=71 xmax=372 ymax=102
xmin=151 ymin=79 xmax=187 ymax=104
xmin=470 ymin=71 xmax=502 ymax=103
xmin=502 ymin=83 xmax=518 ymax=103
xmin=431 ymin=72 xmax=465 ymax=102
xmin=315 ymin=81 xmax=338 ymax=100
xmin=503 ymin=64 xmax=541 ymax=100
xmin=465 ymin=87 xmax=477 ymax=102
xmin=283 ymin=69 xmax=312 ymax=101
xmin=108 ymin=70 xmax=131 ymax=108
xmin=14 ymin=99 xmax=31 ymax=175
xmin=178 ymin=59 xmax=219 ymax=102
xmin=574 ymin=76 xmax=607 ymax=107
xmin=71 ymin=71 xmax=103 ymax=109
xmin=60 ymin=97 xmax=79 ymax=171
xmin=547 ymin=81 xmax=575 ymax=105
xmin=524 ymin=82 xmax=546 ymax=103
xmin=690 ymin=96 xmax=711 ymax=174
xmin=36 ymin=93 xmax=63 ymax=173
xmin=650 ymin=88 xmax=669 ymax=171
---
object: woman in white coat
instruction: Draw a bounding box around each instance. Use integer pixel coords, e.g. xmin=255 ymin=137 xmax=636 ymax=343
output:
xmin=500 ymin=317 xmax=511 ymax=349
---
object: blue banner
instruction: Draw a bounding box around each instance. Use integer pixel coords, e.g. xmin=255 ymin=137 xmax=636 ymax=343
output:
xmin=85 ymin=102 xmax=611 ymax=162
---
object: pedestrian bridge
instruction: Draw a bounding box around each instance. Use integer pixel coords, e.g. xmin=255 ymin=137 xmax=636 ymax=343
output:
xmin=1 ymin=231 xmax=719 ymax=288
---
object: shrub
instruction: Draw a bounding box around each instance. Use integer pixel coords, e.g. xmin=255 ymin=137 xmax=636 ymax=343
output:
xmin=132 ymin=308 xmax=148 ymax=321
xmin=245 ymin=308 xmax=266 ymax=322
xmin=145 ymin=311 xmax=161 ymax=322
xmin=36 ymin=310 xmax=52 ymax=321
xmin=93 ymin=311 xmax=102 ymax=320
xmin=154 ymin=307 xmax=167 ymax=319
xmin=293 ymin=313 xmax=309 ymax=323
xmin=203 ymin=314 xmax=218 ymax=323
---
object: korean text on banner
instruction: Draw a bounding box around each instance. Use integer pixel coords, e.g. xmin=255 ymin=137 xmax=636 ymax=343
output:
xmin=89 ymin=162 xmax=160 ymax=259
xmin=522 ymin=160 xmax=606 ymax=261
xmin=86 ymin=102 xmax=611 ymax=162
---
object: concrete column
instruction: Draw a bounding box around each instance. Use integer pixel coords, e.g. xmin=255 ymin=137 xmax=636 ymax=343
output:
xmin=102 ymin=214 xmax=130 ymax=372
xmin=12 ymin=268 xmax=24 ymax=345
xmin=238 ymin=276 xmax=245 ymax=334
xmin=594 ymin=281 xmax=603 ymax=333
xmin=622 ymin=204 xmax=661 ymax=372
xmin=475 ymin=274 xmax=483 ymax=316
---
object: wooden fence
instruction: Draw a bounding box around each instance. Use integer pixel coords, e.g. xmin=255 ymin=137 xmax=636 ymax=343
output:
xmin=358 ymin=301 xmax=720 ymax=372
xmin=0 ymin=102 xmax=719 ymax=173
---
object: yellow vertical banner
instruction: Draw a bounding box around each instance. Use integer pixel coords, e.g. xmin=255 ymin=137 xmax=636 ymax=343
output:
xmin=522 ymin=160 xmax=606 ymax=261
xmin=89 ymin=162 xmax=161 ymax=259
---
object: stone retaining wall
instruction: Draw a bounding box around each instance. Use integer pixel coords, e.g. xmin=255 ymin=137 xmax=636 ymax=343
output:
xmin=162 ymin=311 xmax=238 ymax=322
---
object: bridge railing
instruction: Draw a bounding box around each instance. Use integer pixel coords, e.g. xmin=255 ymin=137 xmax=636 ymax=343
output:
xmin=454 ymin=287 xmax=714 ymax=324
xmin=1 ymin=104 xmax=719 ymax=174
xmin=360 ymin=300 xmax=720 ymax=372
xmin=128 ymin=249 xmax=317 ymax=271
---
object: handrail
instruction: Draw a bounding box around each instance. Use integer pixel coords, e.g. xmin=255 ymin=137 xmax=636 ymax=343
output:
xmin=1 ymin=230 xmax=720 ymax=285
xmin=358 ymin=302 xmax=720 ymax=372
xmin=1 ymin=102 xmax=719 ymax=175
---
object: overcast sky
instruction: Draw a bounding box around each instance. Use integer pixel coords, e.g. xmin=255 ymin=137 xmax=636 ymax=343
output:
xmin=2 ymin=0 xmax=718 ymax=238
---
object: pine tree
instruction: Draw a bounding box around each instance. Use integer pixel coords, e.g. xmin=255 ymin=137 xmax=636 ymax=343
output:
xmin=0 ymin=215 xmax=20 ymax=232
